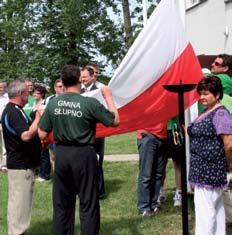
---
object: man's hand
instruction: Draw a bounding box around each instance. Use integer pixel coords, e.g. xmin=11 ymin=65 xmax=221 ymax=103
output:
xmin=21 ymin=111 xmax=41 ymax=142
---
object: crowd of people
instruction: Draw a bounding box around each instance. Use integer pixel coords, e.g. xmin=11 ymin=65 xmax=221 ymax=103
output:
xmin=0 ymin=54 xmax=232 ymax=235
xmin=136 ymin=53 xmax=232 ymax=235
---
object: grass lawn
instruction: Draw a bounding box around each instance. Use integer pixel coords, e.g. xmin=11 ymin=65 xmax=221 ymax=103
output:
xmin=0 ymin=161 xmax=195 ymax=235
xmin=1 ymin=132 xmax=232 ymax=234
xmin=105 ymin=132 xmax=137 ymax=155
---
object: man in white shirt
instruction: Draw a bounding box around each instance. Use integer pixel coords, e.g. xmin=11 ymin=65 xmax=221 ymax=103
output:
xmin=87 ymin=63 xmax=105 ymax=88
xmin=0 ymin=81 xmax=9 ymax=171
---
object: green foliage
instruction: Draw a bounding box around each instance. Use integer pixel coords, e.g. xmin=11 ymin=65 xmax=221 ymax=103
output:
xmin=131 ymin=0 xmax=158 ymax=40
xmin=0 ymin=0 xmax=126 ymax=86
xmin=0 ymin=0 xmax=161 ymax=86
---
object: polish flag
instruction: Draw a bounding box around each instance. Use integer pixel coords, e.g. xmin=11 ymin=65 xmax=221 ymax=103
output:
xmin=93 ymin=0 xmax=202 ymax=137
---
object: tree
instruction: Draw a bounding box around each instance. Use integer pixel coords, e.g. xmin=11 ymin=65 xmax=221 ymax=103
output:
xmin=31 ymin=0 xmax=128 ymax=84
xmin=0 ymin=0 xmax=126 ymax=85
xmin=120 ymin=0 xmax=159 ymax=49
xmin=0 ymin=1 xmax=35 ymax=81
xmin=122 ymin=0 xmax=133 ymax=48
xmin=0 ymin=0 xmax=159 ymax=85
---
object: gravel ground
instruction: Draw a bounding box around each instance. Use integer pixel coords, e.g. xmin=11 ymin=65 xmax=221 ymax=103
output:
xmin=104 ymin=154 xmax=138 ymax=162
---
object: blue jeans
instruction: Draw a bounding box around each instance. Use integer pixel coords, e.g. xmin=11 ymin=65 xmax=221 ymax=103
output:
xmin=39 ymin=148 xmax=51 ymax=180
xmin=137 ymin=134 xmax=166 ymax=213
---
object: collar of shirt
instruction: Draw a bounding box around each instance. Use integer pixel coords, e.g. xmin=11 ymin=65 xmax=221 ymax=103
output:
xmin=0 ymin=93 xmax=9 ymax=99
xmin=84 ymin=83 xmax=95 ymax=92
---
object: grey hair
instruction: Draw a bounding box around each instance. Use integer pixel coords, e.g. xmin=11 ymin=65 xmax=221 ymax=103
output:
xmin=0 ymin=80 xmax=7 ymax=86
xmin=7 ymin=80 xmax=27 ymax=99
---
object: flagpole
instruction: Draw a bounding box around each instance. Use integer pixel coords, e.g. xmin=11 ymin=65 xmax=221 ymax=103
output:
xmin=142 ymin=0 xmax=147 ymax=25
xmin=175 ymin=1 xmax=191 ymax=235
xmin=175 ymin=0 xmax=192 ymax=192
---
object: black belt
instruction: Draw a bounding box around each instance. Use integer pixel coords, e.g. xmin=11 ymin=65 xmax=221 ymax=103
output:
xmin=56 ymin=141 xmax=93 ymax=147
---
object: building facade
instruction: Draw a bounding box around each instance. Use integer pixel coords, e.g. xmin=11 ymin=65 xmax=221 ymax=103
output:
xmin=185 ymin=0 xmax=232 ymax=55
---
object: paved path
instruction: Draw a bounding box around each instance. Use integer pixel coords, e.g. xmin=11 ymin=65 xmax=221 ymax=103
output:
xmin=104 ymin=154 xmax=138 ymax=162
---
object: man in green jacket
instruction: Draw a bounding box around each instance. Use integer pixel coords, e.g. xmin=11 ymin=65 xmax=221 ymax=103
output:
xmin=210 ymin=54 xmax=232 ymax=112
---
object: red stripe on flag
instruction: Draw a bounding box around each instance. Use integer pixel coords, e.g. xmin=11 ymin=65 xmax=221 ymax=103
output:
xmin=96 ymin=43 xmax=202 ymax=137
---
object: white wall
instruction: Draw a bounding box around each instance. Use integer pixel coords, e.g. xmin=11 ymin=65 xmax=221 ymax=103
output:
xmin=186 ymin=0 xmax=232 ymax=55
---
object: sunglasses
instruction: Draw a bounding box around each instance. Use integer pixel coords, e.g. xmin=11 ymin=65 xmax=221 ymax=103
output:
xmin=213 ymin=61 xmax=224 ymax=67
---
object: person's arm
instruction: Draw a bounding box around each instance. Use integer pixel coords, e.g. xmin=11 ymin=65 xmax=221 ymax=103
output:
xmin=38 ymin=128 xmax=49 ymax=140
xmin=221 ymin=134 xmax=232 ymax=172
xmin=38 ymin=107 xmax=49 ymax=142
xmin=21 ymin=111 xmax=41 ymax=142
xmin=100 ymin=86 xmax=119 ymax=127
xmin=213 ymin=108 xmax=232 ymax=172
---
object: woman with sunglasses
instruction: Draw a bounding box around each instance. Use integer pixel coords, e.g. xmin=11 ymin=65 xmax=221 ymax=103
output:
xmin=188 ymin=76 xmax=232 ymax=235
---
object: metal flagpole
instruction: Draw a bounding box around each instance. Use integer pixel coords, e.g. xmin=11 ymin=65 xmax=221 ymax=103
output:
xmin=173 ymin=1 xmax=193 ymax=235
xmin=163 ymin=83 xmax=196 ymax=235
xmin=176 ymin=0 xmax=194 ymax=193
xmin=142 ymin=0 xmax=148 ymax=25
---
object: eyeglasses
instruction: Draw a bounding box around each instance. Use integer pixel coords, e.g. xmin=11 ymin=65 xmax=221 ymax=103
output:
xmin=213 ymin=61 xmax=224 ymax=67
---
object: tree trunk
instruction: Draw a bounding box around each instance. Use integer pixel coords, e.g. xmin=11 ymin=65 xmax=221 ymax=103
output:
xmin=122 ymin=0 xmax=133 ymax=48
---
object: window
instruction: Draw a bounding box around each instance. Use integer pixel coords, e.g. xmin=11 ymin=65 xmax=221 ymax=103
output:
xmin=186 ymin=0 xmax=207 ymax=10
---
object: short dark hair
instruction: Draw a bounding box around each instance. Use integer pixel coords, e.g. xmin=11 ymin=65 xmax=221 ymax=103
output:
xmin=197 ymin=76 xmax=223 ymax=100
xmin=61 ymin=65 xmax=80 ymax=87
xmin=218 ymin=54 xmax=232 ymax=71
xmin=87 ymin=63 xmax=98 ymax=71
xmin=82 ymin=66 xmax=95 ymax=77
xmin=34 ymin=84 xmax=47 ymax=99
xmin=54 ymin=78 xmax=62 ymax=86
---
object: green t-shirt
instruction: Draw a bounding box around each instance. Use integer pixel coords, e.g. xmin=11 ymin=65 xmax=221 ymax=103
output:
xmin=39 ymin=92 xmax=115 ymax=144
xmin=221 ymin=94 xmax=232 ymax=113
xmin=204 ymin=73 xmax=232 ymax=113
xmin=211 ymin=73 xmax=232 ymax=96
xmin=167 ymin=117 xmax=179 ymax=130
xmin=23 ymin=95 xmax=36 ymax=117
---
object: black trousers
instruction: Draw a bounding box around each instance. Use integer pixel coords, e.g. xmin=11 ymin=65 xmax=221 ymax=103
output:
xmin=53 ymin=145 xmax=100 ymax=235
xmin=94 ymin=138 xmax=105 ymax=197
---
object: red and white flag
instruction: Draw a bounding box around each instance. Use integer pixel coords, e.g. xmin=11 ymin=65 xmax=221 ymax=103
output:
xmin=95 ymin=0 xmax=202 ymax=137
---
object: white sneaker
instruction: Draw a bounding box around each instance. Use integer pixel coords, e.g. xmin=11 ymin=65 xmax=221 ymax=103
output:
xmin=173 ymin=191 xmax=182 ymax=207
xmin=0 ymin=165 xmax=7 ymax=173
xmin=35 ymin=177 xmax=48 ymax=183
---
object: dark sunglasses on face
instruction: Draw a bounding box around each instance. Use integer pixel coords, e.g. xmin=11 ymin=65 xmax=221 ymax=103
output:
xmin=213 ymin=61 xmax=224 ymax=67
